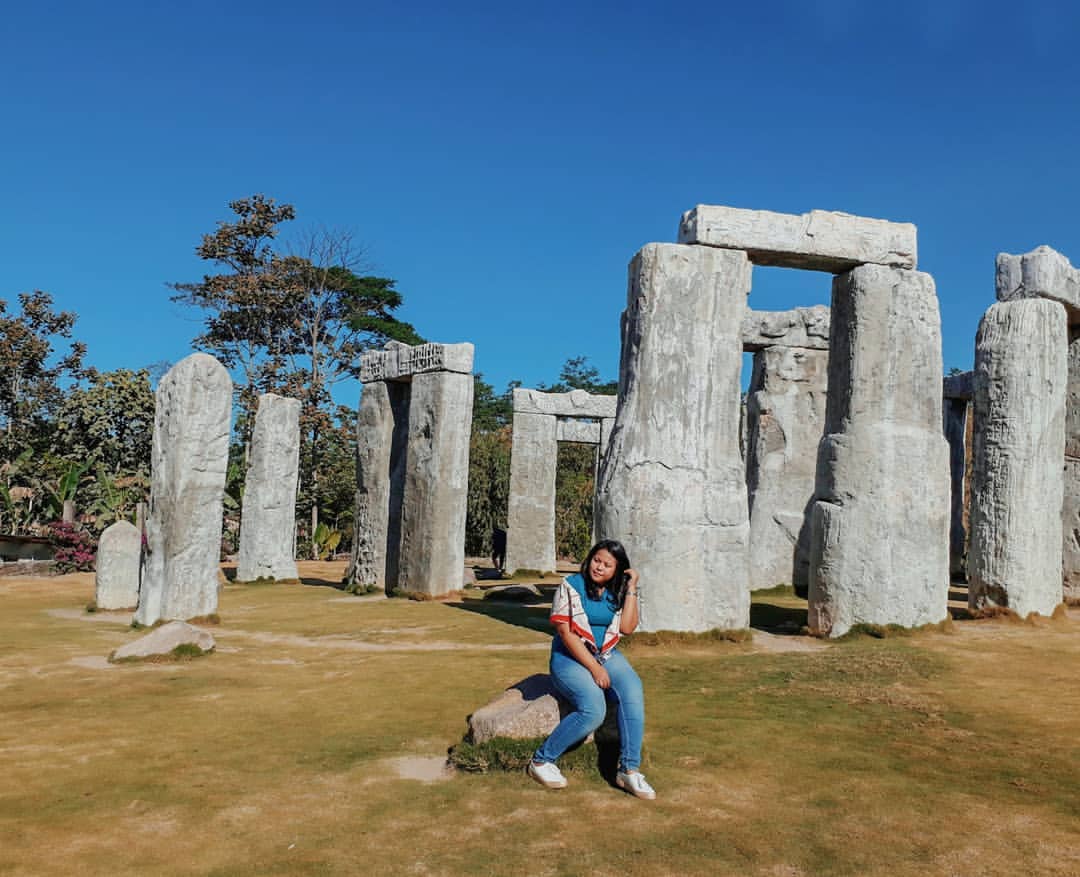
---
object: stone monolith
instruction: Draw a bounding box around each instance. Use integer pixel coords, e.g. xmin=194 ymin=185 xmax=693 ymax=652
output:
xmin=135 ymin=353 xmax=231 ymax=626
xmin=967 ymin=299 xmax=1066 ymax=616
xmin=505 ymin=411 xmax=558 ymax=574
xmin=236 ymin=393 xmax=301 ymax=582
xmin=596 ymin=243 xmax=751 ymax=631
xmin=396 ymin=369 xmax=474 ymax=595
xmin=746 ymin=345 xmax=828 ymax=592
xmin=94 ymin=520 xmax=141 ymax=610
xmin=808 ymin=264 xmax=950 ymax=637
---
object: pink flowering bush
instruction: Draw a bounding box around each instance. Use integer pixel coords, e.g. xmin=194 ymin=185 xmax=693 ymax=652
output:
xmin=48 ymin=521 xmax=97 ymax=573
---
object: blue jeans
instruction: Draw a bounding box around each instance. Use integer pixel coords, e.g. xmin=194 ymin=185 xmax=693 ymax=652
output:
xmin=533 ymin=640 xmax=645 ymax=772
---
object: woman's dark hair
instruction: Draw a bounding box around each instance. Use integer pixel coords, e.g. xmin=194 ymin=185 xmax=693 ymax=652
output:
xmin=580 ymin=539 xmax=632 ymax=608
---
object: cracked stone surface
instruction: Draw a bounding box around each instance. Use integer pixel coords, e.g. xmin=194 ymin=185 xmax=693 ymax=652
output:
xmin=968 ymin=299 xmax=1066 ymax=616
xmin=135 ymin=353 xmax=231 ymax=626
xmin=746 ymin=345 xmax=827 ymax=591
xmin=237 ymin=393 xmax=301 ymax=582
xmin=396 ymin=369 xmax=474 ymax=596
xmin=742 ymin=306 xmax=830 ymax=351
xmin=596 ymin=243 xmax=750 ymax=632
xmin=996 ymin=245 xmax=1080 ymax=323
xmin=505 ymin=411 xmax=558 ymax=574
xmin=808 ymin=265 xmax=949 ymax=637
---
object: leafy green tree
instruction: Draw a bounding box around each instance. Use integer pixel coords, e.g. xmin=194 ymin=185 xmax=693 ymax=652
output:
xmin=171 ymin=196 xmax=422 ymax=550
xmin=465 ymin=375 xmax=517 ymax=556
xmin=0 ymin=291 xmax=86 ymax=460
xmin=54 ymin=368 xmax=154 ymax=476
xmin=541 ymin=355 xmax=618 ymax=395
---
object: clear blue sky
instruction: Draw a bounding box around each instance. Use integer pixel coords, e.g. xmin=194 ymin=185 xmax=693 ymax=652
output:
xmin=3 ymin=1 xmax=1079 ymax=407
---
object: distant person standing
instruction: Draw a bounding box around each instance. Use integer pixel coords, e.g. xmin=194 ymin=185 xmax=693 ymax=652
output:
xmin=491 ymin=527 xmax=507 ymax=576
xmin=527 ymin=539 xmax=654 ymax=799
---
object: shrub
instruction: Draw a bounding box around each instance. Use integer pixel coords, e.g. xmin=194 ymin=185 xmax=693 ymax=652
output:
xmin=47 ymin=521 xmax=96 ymax=573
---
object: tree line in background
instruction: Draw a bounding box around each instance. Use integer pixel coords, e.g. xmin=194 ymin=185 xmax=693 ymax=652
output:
xmin=0 ymin=193 xmax=614 ymax=569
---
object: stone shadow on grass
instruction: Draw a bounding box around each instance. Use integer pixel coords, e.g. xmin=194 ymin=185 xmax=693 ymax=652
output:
xmin=447 ymin=599 xmax=554 ymax=635
xmin=750 ymin=594 xmax=809 ymax=635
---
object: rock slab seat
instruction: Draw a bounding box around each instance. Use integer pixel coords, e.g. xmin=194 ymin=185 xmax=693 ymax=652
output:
xmin=111 ymin=621 xmax=215 ymax=661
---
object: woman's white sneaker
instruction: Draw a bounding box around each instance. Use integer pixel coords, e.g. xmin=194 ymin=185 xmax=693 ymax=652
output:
xmin=616 ymin=770 xmax=656 ymax=800
xmin=528 ymin=760 xmax=568 ymax=789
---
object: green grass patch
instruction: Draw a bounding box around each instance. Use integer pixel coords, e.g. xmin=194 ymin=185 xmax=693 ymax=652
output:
xmin=622 ymin=627 xmax=753 ymax=648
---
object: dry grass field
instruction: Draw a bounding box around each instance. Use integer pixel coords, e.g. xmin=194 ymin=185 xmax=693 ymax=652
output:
xmin=2 ymin=565 xmax=1079 ymax=876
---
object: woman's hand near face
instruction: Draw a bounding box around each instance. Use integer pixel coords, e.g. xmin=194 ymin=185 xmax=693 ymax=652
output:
xmin=624 ymin=568 xmax=639 ymax=590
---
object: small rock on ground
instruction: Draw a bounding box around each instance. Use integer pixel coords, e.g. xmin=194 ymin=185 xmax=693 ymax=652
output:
xmin=111 ymin=620 xmax=215 ymax=661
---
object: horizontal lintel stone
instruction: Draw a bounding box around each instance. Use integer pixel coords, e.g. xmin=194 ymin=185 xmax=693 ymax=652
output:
xmin=678 ymin=205 xmax=917 ymax=273
xmin=512 ymin=388 xmax=617 ymax=418
xmin=743 ymin=305 xmax=830 ymax=351
xmin=556 ymin=419 xmax=602 ymax=444
xmin=360 ymin=341 xmax=474 ymax=383
xmin=996 ymin=246 xmax=1080 ymax=324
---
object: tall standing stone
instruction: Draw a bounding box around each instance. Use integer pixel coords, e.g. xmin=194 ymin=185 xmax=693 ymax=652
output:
xmin=135 ymin=353 xmax=232 ymax=626
xmin=94 ymin=520 xmax=141 ymax=610
xmin=967 ymin=299 xmax=1066 ymax=616
xmin=505 ymin=411 xmax=558 ymax=574
xmin=236 ymin=393 xmax=301 ymax=582
xmin=997 ymin=246 xmax=1080 ymax=601
xmin=346 ymin=381 xmax=398 ymax=590
xmin=745 ymin=345 xmax=828 ymax=592
xmin=808 ymin=265 xmax=950 ymax=637
xmin=596 ymin=243 xmax=751 ymax=632
xmin=396 ymin=368 xmax=475 ymax=594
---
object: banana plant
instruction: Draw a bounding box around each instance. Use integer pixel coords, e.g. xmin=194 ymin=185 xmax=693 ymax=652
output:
xmin=313 ymin=522 xmax=342 ymax=560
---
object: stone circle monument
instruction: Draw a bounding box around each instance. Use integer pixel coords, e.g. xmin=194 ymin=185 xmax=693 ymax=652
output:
xmin=596 ymin=205 xmax=950 ymax=637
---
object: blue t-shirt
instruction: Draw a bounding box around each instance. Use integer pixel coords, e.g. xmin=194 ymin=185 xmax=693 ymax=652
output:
xmin=566 ymin=573 xmax=618 ymax=646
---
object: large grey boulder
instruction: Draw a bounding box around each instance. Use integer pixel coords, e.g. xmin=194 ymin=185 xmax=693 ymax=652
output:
xmin=679 ymin=205 xmax=917 ymax=273
xmin=236 ymin=393 xmax=301 ymax=582
xmin=746 ymin=345 xmax=828 ymax=591
xmin=111 ymin=620 xmax=215 ymax=662
xmin=968 ymin=299 xmax=1066 ymax=616
xmin=468 ymin=674 xmax=563 ymax=743
xmin=808 ymin=265 xmax=950 ymax=637
xmin=596 ymin=243 xmax=750 ymax=632
xmin=135 ymin=354 xmax=232 ymax=626
xmin=94 ymin=520 xmax=141 ymax=610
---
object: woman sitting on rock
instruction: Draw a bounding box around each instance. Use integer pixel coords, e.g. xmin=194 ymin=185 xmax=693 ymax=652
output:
xmin=527 ymin=539 xmax=654 ymax=799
